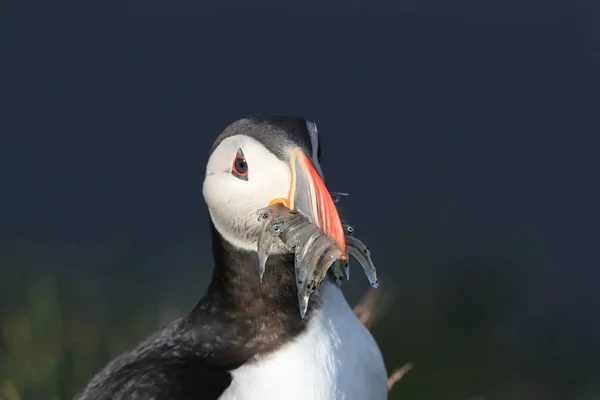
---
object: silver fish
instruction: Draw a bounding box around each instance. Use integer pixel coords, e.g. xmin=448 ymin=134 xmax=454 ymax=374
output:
xmin=256 ymin=199 xmax=378 ymax=319
xmin=257 ymin=203 xmax=343 ymax=318
xmin=332 ymin=192 xmax=378 ymax=288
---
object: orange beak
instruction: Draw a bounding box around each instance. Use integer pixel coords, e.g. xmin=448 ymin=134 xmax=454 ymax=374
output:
xmin=270 ymin=148 xmax=347 ymax=258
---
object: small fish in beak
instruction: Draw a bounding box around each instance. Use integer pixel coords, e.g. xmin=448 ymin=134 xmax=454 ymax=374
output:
xmin=332 ymin=195 xmax=378 ymax=288
xmin=256 ymin=200 xmax=378 ymax=319
xmin=257 ymin=203 xmax=342 ymax=318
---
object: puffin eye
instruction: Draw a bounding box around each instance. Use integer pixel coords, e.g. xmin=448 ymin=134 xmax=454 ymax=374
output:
xmin=231 ymin=148 xmax=249 ymax=181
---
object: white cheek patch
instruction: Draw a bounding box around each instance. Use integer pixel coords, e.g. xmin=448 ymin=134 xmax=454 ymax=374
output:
xmin=203 ymin=135 xmax=292 ymax=251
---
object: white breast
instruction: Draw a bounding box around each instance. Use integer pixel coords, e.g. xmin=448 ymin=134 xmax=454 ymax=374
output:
xmin=219 ymin=282 xmax=388 ymax=400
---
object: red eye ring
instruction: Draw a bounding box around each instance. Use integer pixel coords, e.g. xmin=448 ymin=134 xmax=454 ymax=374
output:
xmin=231 ymin=148 xmax=248 ymax=180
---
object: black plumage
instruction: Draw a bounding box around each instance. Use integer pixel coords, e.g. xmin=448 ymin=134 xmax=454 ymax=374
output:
xmin=210 ymin=115 xmax=320 ymax=163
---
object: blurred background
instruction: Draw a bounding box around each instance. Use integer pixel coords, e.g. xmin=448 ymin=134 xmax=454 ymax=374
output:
xmin=1 ymin=1 xmax=599 ymax=399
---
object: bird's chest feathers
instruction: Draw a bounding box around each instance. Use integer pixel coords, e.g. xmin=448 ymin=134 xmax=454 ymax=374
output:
xmin=219 ymin=284 xmax=388 ymax=400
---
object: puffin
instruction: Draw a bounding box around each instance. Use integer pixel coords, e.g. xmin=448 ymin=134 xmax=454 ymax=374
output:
xmin=76 ymin=116 xmax=389 ymax=400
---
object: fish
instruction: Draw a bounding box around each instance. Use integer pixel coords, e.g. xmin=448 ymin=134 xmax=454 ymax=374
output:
xmin=331 ymin=192 xmax=378 ymax=289
xmin=255 ymin=196 xmax=378 ymax=319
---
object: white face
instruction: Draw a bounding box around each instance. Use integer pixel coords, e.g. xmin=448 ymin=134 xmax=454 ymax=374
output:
xmin=203 ymin=135 xmax=293 ymax=251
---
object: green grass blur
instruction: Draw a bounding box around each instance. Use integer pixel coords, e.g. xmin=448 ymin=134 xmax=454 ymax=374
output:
xmin=0 ymin=273 xmax=164 ymax=400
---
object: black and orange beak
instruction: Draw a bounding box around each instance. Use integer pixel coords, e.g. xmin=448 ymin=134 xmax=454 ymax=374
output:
xmin=270 ymin=148 xmax=347 ymax=258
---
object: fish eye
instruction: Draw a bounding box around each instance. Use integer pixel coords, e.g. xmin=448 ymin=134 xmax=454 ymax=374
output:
xmin=231 ymin=148 xmax=248 ymax=180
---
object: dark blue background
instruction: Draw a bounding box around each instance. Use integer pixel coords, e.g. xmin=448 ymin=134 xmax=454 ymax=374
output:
xmin=1 ymin=1 xmax=599 ymax=398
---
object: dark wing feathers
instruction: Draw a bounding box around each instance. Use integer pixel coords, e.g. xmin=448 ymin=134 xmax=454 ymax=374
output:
xmin=77 ymin=355 xmax=232 ymax=400
xmin=75 ymin=318 xmax=236 ymax=400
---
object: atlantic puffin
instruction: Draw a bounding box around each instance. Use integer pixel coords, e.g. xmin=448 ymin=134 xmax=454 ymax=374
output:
xmin=76 ymin=116 xmax=388 ymax=400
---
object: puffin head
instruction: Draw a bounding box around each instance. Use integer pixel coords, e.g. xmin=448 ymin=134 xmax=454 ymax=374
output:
xmin=202 ymin=116 xmax=346 ymax=256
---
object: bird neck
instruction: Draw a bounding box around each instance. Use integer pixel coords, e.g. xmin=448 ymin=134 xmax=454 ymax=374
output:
xmin=189 ymin=222 xmax=320 ymax=356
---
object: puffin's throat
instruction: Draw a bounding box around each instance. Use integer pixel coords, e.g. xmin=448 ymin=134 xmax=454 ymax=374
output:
xmin=190 ymin=223 xmax=323 ymax=357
